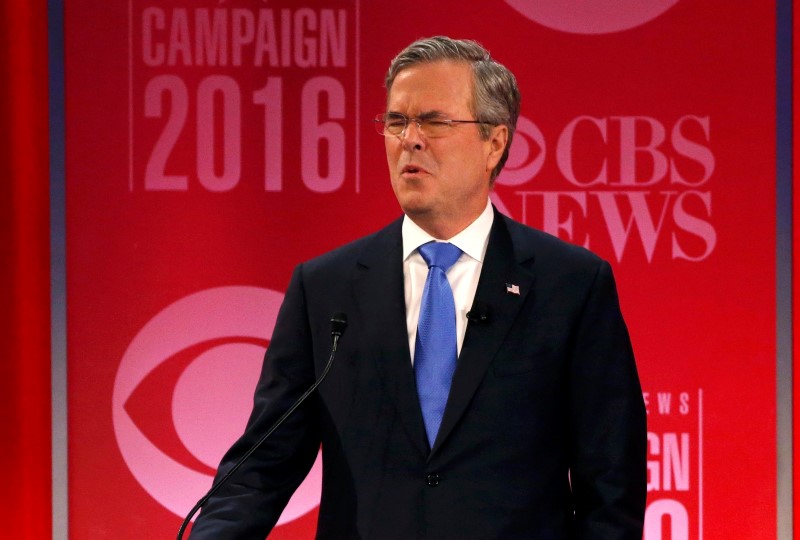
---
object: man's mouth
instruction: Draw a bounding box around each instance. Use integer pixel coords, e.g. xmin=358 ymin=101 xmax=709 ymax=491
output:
xmin=402 ymin=164 xmax=427 ymax=175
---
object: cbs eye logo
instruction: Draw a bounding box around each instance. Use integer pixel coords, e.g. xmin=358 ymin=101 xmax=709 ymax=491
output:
xmin=505 ymin=0 xmax=679 ymax=34
xmin=112 ymin=286 xmax=322 ymax=525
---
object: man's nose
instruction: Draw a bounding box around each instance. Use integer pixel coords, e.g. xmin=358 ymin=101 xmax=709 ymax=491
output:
xmin=401 ymin=120 xmax=425 ymax=151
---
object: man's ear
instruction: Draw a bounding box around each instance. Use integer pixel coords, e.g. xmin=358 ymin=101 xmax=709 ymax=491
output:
xmin=485 ymin=124 xmax=508 ymax=173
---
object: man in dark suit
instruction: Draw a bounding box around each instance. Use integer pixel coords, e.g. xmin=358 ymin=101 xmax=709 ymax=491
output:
xmin=190 ymin=36 xmax=646 ymax=539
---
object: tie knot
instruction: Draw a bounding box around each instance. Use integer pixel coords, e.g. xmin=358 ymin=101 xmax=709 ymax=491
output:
xmin=418 ymin=242 xmax=462 ymax=272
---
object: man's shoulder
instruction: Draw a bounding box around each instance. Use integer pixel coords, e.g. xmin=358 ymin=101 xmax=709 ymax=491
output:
xmin=498 ymin=212 xmax=605 ymax=270
xmin=302 ymin=217 xmax=403 ymax=273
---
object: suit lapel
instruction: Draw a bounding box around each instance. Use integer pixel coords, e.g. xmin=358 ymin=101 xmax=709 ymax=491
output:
xmin=352 ymin=220 xmax=430 ymax=457
xmin=430 ymin=212 xmax=536 ymax=457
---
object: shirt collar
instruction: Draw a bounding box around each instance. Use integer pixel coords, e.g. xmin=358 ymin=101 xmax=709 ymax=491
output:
xmin=402 ymin=199 xmax=494 ymax=263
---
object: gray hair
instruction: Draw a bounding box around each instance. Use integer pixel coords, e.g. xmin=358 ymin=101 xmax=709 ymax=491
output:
xmin=385 ymin=36 xmax=521 ymax=180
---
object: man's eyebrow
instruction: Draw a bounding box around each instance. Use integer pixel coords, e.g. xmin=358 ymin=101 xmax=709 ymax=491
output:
xmin=416 ymin=110 xmax=448 ymax=120
xmin=384 ymin=110 xmax=448 ymax=119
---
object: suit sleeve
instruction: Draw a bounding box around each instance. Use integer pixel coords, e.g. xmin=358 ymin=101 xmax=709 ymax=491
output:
xmin=568 ymin=260 xmax=647 ymax=540
xmin=189 ymin=265 xmax=320 ymax=539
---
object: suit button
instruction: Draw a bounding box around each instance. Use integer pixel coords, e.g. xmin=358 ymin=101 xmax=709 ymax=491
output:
xmin=426 ymin=473 xmax=440 ymax=487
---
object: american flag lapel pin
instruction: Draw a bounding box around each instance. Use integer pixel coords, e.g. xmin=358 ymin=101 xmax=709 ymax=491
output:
xmin=506 ymin=283 xmax=520 ymax=296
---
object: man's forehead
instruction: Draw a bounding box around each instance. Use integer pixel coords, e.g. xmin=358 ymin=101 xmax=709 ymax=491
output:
xmin=386 ymin=61 xmax=474 ymax=111
xmin=389 ymin=60 xmax=473 ymax=88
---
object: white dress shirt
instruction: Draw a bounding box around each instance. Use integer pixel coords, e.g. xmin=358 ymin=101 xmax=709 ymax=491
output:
xmin=402 ymin=199 xmax=494 ymax=362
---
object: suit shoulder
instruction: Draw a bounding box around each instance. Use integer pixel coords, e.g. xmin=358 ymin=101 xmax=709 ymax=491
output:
xmin=300 ymin=218 xmax=401 ymax=276
xmin=501 ymin=213 xmax=606 ymax=270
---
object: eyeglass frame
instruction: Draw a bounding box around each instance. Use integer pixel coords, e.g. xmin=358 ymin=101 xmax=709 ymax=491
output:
xmin=373 ymin=112 xmax=495 ymax=138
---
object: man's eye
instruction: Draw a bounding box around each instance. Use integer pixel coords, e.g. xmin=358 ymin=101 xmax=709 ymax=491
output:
xmin=384 ymin=115 xmax=406 ymax=127
xmin=423 ymin=120 xmax=451 ymax=135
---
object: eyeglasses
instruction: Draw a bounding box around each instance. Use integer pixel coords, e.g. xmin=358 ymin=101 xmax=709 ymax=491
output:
xmin=373 ymin=113 xmax=493 ymax=139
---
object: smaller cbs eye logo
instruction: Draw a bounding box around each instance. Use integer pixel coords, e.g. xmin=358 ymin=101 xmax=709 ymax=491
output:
xmin=112 ymin=286 xmax=322 ymax=525
xmin=496 ymin=116 xmax=546 ymax=187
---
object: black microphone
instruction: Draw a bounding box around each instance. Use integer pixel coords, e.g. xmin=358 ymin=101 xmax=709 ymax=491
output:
xmin=330 ymin=312 xmax=347 ymax=340
xmin=466 ymin=302 xmax=490 ymax=324
xmin=177 ymin=313 xmax=348 ymax=540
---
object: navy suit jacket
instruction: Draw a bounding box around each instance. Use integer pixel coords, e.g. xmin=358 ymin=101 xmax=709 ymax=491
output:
xmin=189 ymin=209 xmax=647 ymax=539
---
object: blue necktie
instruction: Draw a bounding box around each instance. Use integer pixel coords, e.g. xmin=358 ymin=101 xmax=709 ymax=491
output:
xmin=414 ymin=241 xmax=462 ymax=447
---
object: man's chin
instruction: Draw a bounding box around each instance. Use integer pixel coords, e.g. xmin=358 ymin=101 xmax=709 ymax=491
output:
xmin=397 ymin=198 xmax=432 ymax=218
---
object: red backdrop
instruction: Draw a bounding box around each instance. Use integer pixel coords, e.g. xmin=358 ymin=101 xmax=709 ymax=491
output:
xmin=0 ymin=0 xmax=52 ymax=538
xmin=60 ymin=1 xmax=778 ymax=538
